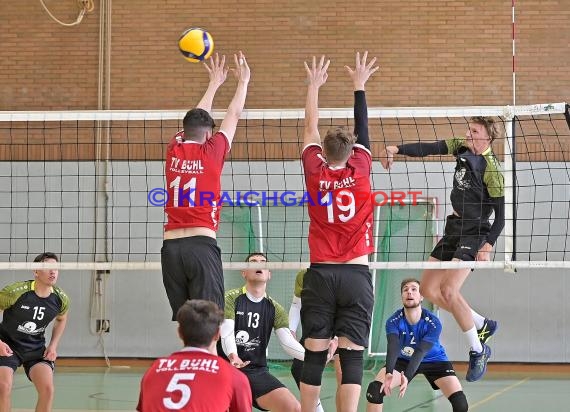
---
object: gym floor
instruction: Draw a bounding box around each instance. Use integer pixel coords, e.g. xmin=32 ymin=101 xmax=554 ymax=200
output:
xmin=10 ymin=361 xmax=570 ymax=411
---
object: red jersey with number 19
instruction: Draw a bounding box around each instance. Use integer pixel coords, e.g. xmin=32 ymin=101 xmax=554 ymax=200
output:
xmin=137 ymin=348 xmax=252 ymax=412
xmin=302 ymin=143 xmax=374 ymax=262
xmin=164 ymin=131 xmax=229 ymax=232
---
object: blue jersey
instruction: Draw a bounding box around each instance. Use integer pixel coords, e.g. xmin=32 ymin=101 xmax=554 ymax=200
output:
xmin=385 ymin=308 xmax=448 ymax=363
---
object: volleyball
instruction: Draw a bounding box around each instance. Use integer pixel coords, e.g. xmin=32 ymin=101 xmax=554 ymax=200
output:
xmin=178 ymin=27 xmax=214 ymax=63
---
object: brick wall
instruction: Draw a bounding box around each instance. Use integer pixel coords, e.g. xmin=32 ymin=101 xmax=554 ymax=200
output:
xmin=1 ymin=0 xmax=568 ymax=111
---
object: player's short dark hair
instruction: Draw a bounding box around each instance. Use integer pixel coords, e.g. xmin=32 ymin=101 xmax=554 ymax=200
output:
xmin=176 ymin=299 xmax=224 ymax=347
xmin=182 ymin=108 xmax=216 ymax=140
xmin=33 ymin=252 xmax=59 ymax=263
xmin=400 ymin=278 xmax=420 ymax=293
xmin=470 ymin=116 xmax=502 ymax=143
xmin=323 ymin=127 xmax=357 ymax=163
xmin=244 ymin=252 xmax=267 ymax=262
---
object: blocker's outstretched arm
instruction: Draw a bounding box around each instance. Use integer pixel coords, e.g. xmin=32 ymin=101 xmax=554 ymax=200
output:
xmin=303 ymin=55 xmax=330 ymax=148
xmin=345 ymin=51 xmax=379 ymax=150
xmin=196 ymin=53 xmax=229 ymax=114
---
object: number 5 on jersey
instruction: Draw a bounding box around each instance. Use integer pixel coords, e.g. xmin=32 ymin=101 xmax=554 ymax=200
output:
xmin=163 ymin=373 xmax=196 ymax=410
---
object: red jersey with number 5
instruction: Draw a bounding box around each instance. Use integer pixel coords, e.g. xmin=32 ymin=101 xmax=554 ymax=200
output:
xmin=302 ymin=143 xmax=374 ymax=262
xmin=164 ymin=131 xmax=229 ymax=232
xmin=137 ymin=348 xmax=252 ymax=412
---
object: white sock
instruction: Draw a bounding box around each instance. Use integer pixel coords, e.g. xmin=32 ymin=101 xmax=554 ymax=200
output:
xmin=316 ymin=399 xmax=324 ymax=412
xmin=464 ymin=326 xmax=483 ymax=353
xmin=471 ymin=309 xmax=486 ymax=330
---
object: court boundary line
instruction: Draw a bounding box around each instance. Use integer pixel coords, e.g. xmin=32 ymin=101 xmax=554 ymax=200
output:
xmin=401 ymin=393 xmax=444 ymax=412
xmin=470 ymin=376 xmax=531 ymax=410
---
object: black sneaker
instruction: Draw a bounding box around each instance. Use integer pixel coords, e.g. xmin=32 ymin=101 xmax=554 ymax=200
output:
xmin=466 ymin=343 xmax=491 ymax=382
xmin=477 ymin=318 xmax=498 ymax=345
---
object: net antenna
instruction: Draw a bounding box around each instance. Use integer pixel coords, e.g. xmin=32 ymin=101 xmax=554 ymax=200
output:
xmin=512 ymin=0 xmax=517 ymax=109
xmin=506 ymin=0 xmax=518 ymax=269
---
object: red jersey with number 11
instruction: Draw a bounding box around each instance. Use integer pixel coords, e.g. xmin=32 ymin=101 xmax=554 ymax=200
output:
xmin=137 ymin=348 xmax=252 ymax=412
xmin=302 ymin=143 xmax=374 ymax=262
xmin=164 ymin=131 xmax=229 ymax=232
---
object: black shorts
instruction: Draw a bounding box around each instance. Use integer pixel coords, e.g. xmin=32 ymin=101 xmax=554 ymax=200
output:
xmin=431 ymin=214 xmax=491 ymax=261
xmin=301 ymin=264 xmax=374 ymax=347
xmin=0 ymin=347 xmax=54 ymax=381
xmin=161 ymin=235 xmax=224 ymax=320
xmin=393 ymin=359 xmax=457 ymax=390
xmin=242 ymin=367 xmax=285 ymax=411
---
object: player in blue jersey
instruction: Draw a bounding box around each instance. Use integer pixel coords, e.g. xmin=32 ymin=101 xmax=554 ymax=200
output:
xmin=0 ymin=252 xmax=70 ymax=412
xmin=365 ymin=278 xmax=468 ymax=412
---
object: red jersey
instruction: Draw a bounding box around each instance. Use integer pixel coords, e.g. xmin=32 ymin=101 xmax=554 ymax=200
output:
xmin=164 ymin=131 xmax=229 ymax=232
xmin=137 ymin=348 xmax=252 ymax=412
xmin=302 ymin=143 xmax=374 ymax=262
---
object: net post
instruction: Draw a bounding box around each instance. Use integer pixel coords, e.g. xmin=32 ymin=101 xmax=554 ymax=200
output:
xmin=503 ymin=106 xmax=516 ymax=272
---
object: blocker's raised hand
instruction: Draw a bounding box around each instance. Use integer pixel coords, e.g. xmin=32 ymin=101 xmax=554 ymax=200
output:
xmin=203 ymin=53 xmax=229 ymax=89
xmin=232 ymin=51 xmax=251 ymax=84
xmin=304 ymin=55 xmax=330 ymax=89
xmin=345 ymin=51 xmax=380 ymax=90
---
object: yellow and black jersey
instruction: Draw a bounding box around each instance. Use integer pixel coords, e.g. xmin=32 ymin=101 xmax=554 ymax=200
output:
xmin=224 ymin=286 xmax=288 ymax=369
xmin=397 ymin=137 xmax=505 ymax=245
xmin=446 ymin=137 xmax=504 ymax=221
xmin=0 ymin=280 xmax=70 ymax=352
xmin=294 ymin=269 xmax=306 ymax=299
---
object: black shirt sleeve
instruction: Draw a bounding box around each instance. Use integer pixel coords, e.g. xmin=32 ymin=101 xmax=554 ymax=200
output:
xmin=353 ymin=91 xmax=370 ymax=150
xmin=403 ymin=340 xmax=434 ymax=381
xmin=396 ymin=140 xmax=448 ymax=157
xmin=385 ymin=333 xmax=400 ymax=374
xmin=486 ymin=196 xmax=505 ymax=246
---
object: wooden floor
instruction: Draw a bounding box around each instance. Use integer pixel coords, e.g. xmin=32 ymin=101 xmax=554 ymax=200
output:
xmin=10 ymin=360 xmax=570 ymax=411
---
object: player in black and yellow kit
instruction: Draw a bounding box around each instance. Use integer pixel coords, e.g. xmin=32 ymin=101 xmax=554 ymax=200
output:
xmin=220 ymin=253 xmax=305 ymax=412
xmin=0 ymin=252 xmax=70 ymax=412
xmin=380 ymin=117 xmax=503 ymax=382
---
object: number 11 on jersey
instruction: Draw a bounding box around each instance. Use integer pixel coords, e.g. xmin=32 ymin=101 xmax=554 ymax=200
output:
xmin=170 ymin=176 xmax=196 ymax=207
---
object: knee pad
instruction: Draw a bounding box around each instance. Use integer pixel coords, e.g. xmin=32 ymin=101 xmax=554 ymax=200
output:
xmin=291 ymin=357 xmax=303 ymax=388
xmin=338 ymin=348 xmax=364 ymax=385
xmin=448 ymin=390 xmax=468 ymax=412
xmin=300 ymin=349 xmax=328 ymax=386
xmin=366 ymin=380 xmax=384 ymax=404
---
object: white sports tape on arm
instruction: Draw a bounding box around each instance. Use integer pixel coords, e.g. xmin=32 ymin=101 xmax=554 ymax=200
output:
xmin=220 ymin=318 xmax=237 ymax=356
xmin=276 ymin=327 xmax=305 ymax=361
xmin=288 ymin=296 xmax=302 ymax=331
